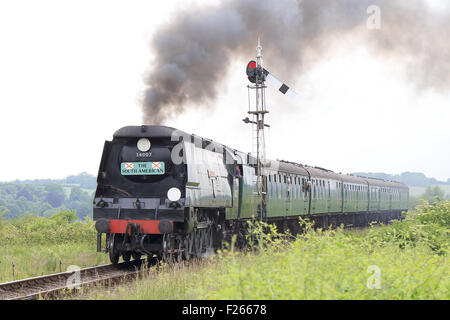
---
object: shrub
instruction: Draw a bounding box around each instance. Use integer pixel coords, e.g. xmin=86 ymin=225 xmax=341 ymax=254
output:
xmin=367 ymin=200 xmax=449 ymax=255
xmin=0 ymin=210 xmax=96 ymax=246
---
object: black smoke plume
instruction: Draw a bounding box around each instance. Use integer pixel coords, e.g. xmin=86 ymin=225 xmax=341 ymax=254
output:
xmin=142 ymin=0 xmax=450 ymax=124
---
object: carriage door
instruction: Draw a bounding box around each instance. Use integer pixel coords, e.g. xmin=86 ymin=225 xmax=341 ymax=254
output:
xmin=224 ymin=150 xmax=242 ymax=220
xmin=285 ymin=175 xmax=292 ymax=216
xmin=236 ymin=164 xmax=243 ymax=218
xmin=389 ymin=188 xmax=393 ymax=210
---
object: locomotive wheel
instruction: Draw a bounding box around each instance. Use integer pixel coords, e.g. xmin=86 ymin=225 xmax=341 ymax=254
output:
xmin=122 ymin=251 xmax=131 ymax=262
xmin=204 ymin=226 xmax=213 ymax=255
xmin=132 ymin=252 xmax=141 ymax=261
xmin=183 ymin=232 xmax=194 ymax=260
xmin=194 ymin=229 xmax=204 ymax=258
xmin=164 ymin=251 xmax=174 ymax=264
xmin=175 ymin=240 xmax=183 ymax=263
xmin=162 ymin=235 xmax=175 ymax=264
xmin=108 ymin=234 xmax=120 ymax=264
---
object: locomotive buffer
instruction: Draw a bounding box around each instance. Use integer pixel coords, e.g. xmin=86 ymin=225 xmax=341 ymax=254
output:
xmin=244 ymin=38 xmax=297 ymax=221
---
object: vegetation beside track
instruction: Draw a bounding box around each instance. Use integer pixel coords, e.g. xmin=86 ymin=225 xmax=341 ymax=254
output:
xmin=1 ymin=200 xmax=448 ymax=299
xmin=81 ymin=200 xmax=449 ymax=300
xmin=0 ymin=210 xmax=108 ymax=282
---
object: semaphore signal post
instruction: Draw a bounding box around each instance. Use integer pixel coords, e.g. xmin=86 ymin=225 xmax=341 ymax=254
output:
xmin=244 ymin=38 xmax=269 ymax=221
xmin=244 ymin=38 xmax=298 ymax=221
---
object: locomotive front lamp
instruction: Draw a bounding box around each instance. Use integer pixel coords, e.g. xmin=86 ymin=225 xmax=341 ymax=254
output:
xmin=137 ymin=138 xmax=151 ymax=152
xmin=167 ymin=187 xmax=181 ymax=202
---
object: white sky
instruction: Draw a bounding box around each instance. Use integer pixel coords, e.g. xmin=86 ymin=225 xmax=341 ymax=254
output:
xmin=0 ymin=0 xmax=449 ymax=182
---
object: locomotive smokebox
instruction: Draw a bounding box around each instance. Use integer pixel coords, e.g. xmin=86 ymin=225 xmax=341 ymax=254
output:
xmin=95 ymin=218 xmax=110 ymax=233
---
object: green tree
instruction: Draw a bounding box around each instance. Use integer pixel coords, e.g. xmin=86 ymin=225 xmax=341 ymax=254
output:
xmin=49 ymin=209 xmax=78 ymax=223
xmin=4 ymin=203 xmax=20 ymax=218
xmin=421 ymin=185 xmax=444 ymax=204
xmin=16 ymin=186 xmax=34 ymax=201
xmin=69 ymin=186 xmax=89 ymax=202
xmin=44 ymin=183 xmax=66 ymax=208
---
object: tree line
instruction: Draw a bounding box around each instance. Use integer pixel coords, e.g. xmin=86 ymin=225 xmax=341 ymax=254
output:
xmin=0 ymin=182 xmax=93 ymax=219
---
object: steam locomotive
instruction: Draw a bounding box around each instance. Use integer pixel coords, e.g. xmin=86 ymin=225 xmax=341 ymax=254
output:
xmin=93 ymin=125 xmax=409 ymax=263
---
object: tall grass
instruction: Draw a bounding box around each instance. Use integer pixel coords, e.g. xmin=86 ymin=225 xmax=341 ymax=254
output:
xmin=82 ymin=201 xmax=449 ymax=300
xmin=0 ymin=210 xmax=108 ymax=282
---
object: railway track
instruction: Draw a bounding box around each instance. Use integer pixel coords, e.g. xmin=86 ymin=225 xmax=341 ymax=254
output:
xmin=0 ymin=259 xmax=147 ymax=300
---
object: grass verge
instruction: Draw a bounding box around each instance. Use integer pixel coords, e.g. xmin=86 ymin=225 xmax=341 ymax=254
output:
xmin=79 ymin=201 xmax=449 ymax=300
xmin=0 ymin=210 xmax=108 ymax=282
